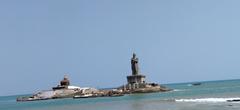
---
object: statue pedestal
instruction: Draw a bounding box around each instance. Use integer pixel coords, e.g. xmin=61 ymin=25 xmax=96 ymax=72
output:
xmin=127 ymin=74 xmax=146 ymax=84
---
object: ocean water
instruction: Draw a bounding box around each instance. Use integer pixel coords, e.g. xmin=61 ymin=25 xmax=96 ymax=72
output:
xmin=1 ymin=79 xmax=240 ymax=110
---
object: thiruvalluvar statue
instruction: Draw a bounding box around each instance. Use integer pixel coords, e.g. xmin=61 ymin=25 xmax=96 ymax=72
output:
xmin=131 ymin=53 xmax=139 ymax=75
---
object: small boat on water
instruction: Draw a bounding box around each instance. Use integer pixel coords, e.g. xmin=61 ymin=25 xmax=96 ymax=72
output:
xmin=73 ymin=94 xmax=97 ymax=98
xmin=187 ymin=82 xmax=202 ymax=86
xmin=73 ymin=92 xmax=124 ymax=99
xmin=192 ymin=82 xmax=202 ymax=86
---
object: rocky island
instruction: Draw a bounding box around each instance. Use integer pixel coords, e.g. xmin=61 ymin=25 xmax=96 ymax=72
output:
xmin=17 ymin=53 xmax=171 ymax=102
xmin=17 ymin=75 xmax=98 ymax=101
xmin=118 ymin=53 xmax=171 ymax=93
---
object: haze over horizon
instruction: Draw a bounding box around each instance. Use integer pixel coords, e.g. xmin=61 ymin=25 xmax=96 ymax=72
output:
xmin=1 ymin=0 xmax=240 ymax=96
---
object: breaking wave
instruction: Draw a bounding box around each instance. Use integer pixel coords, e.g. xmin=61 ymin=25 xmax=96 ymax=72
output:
xmin=173 ymin=89 xmax=185 ymax=92
xmin=175 ymin=98 xmax=240 ymax=103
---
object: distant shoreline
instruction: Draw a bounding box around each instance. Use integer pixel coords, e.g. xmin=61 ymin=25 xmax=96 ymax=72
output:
xmin=163 ymin=78 xmax=240 ymax=85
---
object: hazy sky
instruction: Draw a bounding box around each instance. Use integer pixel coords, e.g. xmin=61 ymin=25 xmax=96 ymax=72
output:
xmin=1 ymin=0 xmax=240 ymax=96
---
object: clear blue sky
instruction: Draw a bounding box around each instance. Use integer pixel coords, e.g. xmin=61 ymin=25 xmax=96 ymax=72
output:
xmin=1 ymin=0 xmax=240 ymax=96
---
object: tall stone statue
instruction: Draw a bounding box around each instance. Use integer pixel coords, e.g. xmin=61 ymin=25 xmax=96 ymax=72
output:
xmin=131 ymin=53 xmax=139 ymax=75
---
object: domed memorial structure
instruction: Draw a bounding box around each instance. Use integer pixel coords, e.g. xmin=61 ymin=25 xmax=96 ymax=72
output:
xmin=52 ymin=75 xmax=71 ymax=90
xmin=60 ymin=75 xmax=70 ymax=86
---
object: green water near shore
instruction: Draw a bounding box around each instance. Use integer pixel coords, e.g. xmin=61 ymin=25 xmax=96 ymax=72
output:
xmin=1 ymin=79 xmax=240 ymax=110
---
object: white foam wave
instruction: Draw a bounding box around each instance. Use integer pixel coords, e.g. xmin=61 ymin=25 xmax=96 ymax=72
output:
xmin=175 ymin=98 xmax=240 ymax=103
xmin=173 ymin=89 xmax=185 ymax=92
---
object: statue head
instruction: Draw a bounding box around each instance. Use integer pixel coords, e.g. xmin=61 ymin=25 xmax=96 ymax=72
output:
xmin=133 ymin=53 xmax=136 ymax=58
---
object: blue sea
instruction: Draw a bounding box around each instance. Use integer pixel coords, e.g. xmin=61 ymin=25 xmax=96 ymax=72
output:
xmin=1 ymin=79 xmax=240 ymax=110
